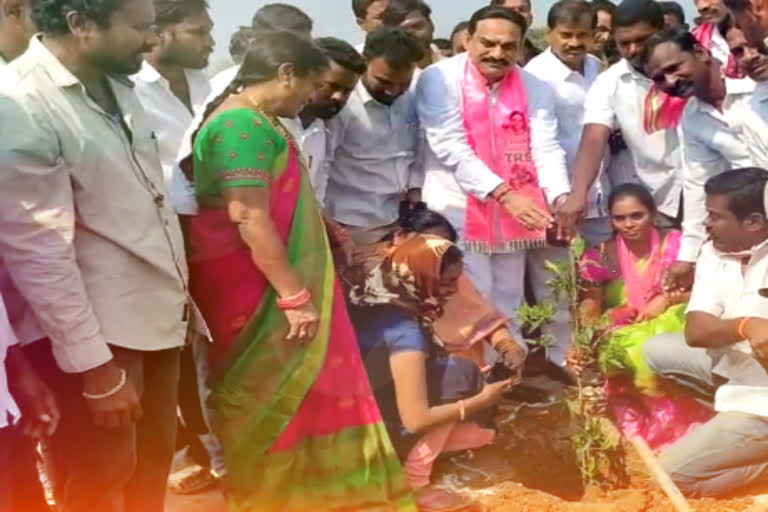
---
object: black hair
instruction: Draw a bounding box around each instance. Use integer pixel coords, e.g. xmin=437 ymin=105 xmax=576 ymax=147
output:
xmin=490 ymin=0 xmax=531 ymax=7
xmin=592 ymin=0 xmax=616 ymax=16
xmin=717 ymin=13 xmax=737 ymax=38
xmin=363 ymin=25 xmax=424 ymax=68
xmin=382 ymin=0 xmax=432 ymax=27
xmin=229 ymin=26 xmax=259 ymax=64
xmin=398 ymin=208 xmax=459 ymax=242
xmin=641 ymin=28 xmax=700 ymax=65
xmin=659 ymin=1 xmax=685 ymax=25
xmin=613 ymin=0 xmax=664 ymax=30
xmin=352 ymin=0 xmax=377 ymax=18
xmin=153 ymin=0 xmax=209 ymax=28
xmin=440 ymin=245 xmax=464 ymax=274
xmin=433 ymin=38 xmax=451 ymax=50
xmin=451 ymin=20 xmax=470 ymax=41
xmin=252 ymin=3 xmax=312 ymax=34
xmin=469 ymin=5 xmax=528 ymax=35
xmin=547 ymin=0 xmax=598 ymax=29
xmin=723 ymin=0 xmax=750 ymax=12
xmin=193 ymin=30 xmax=327 ymax=144
xmin=705 ymin=168 xmax=768 ymax=220
xmin=314 ymin=37 xmax=366 ymax=75
xmin=33 ymin=0 xmax=123 ymax=34
xmin=608 ymin=183 xmax=657 ymax=214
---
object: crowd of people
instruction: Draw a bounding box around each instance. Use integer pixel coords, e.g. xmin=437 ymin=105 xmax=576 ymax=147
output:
xmin=3 ymin=0 xmax=768 ymax=510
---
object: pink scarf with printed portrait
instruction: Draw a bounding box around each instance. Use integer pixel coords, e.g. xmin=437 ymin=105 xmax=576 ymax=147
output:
xmin=460 ymin=59 xmax=548 ymax=254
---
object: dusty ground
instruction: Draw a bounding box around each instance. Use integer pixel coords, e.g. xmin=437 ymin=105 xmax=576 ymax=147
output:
xmin=164 ymin=388 xmax=768 ymax=512
xmin=431 ymin=401 xmax=767 ymax=512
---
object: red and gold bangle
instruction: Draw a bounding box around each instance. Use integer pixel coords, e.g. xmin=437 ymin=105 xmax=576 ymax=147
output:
xmin=277 ymin=288 xmax=311 ymax=310
xmin=738 ymin=317 xmax=753 ymax=340
xmin=333 ymin=227 xmax=350 ymax=243
xmin=491 ymin=184 xmax=511 ymax=202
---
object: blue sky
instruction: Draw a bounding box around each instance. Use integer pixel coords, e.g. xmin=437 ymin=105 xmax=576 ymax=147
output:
xmin=208 ymin=0 xmax=698 ymax=63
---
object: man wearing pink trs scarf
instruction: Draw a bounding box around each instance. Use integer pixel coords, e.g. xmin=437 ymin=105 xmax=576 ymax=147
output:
xmin=416 ymin=6 xmax=574 ymax=368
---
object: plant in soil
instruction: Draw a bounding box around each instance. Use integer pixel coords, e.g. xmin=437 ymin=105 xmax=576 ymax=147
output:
xmin=517 ymin=236 xmax=626 ymax=489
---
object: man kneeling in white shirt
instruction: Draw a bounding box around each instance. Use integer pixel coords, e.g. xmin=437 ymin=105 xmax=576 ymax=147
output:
xmin=416 ymin=6 xmax=574 ymax=369
xmin=642 ymin=168 xmax=768 ymax=497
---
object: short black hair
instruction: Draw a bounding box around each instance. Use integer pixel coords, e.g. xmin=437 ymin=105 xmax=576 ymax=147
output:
xmin=252 ymin=3 xmax=312 ymax=34
xmin=705 ymin=168 xmax=768 ymax=220
xmin=547 ymin=0 xmax=597 ymax=29
xmin=363 ymin=25 xmax=424 ymax=68
xmin=490 ymin=0 xmax=531 ymax=8
xmin=642 ymin=28 xmax=700 ymax=65
xmin=433 ymin=38 xmax=451 ymax=50
xmin=153 ymin=0 xmax=209 ymax=28
xmin=451 ymin=20 xmax=470 ymax=41
xmin=382 ymin=0 xmax=432 ymax=27
xmin=608 ymin=183 xmax=656 ymax=215
xmin=33 ymin=0 xmax=123 ymax=34
xmin=314 ymin=37 xmax=366 ymax=75
xmin=469 ymin=6 xmax=528 ymax=35
xmin=592 ymin=0 xmax=616 ymax=16
xmin=613 ymin=0 xmax=664 ymax=30
xmin=659 ymin=1 xmax=685 ymax=25
xmin=717 ymin=13 xmax=736 ymax=37
xmin=723 ymin=0 xmax=751 ymax=12
xmin=229 ymin=26 xmax=259 ymax=64
xmin=352 ymin=0 xmax=377 ymax=18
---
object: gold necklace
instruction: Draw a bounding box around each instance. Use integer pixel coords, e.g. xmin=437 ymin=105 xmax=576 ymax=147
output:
xmin=251 ymin=104 xmax=310 ymax=175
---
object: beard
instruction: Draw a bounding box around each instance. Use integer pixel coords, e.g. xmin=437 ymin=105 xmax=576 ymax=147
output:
xmin=302 ymin=102 xmax=342 ymax=120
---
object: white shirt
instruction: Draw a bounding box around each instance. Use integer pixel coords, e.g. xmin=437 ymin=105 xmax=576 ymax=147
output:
xmin=710 ymin=26 xmax=732 ymax=68
xmin=678 ymin=78 xmax=755 ymax=262
xmin=687 ymin=240 xmax=768 ymax=417
xmin=0 ymin=294 xmax=20 ymax=429
xmin=171 ymin=64 xmax=302 ymax=215
xmin=0 ymin=51 xmax=44 ymax=347
xmin=416 ymin=53 xmax=570 ymax=239
xmin=131 ymin=62 xmax=211 ymax=185
xmin=526 ymin=48 xmax=609 ymax=218
xmin=325 ymin=79 xmax=424 ymax=228
xmin=282 ymin=117 xmax=330 ymax=205
xmin=583 ymin=59 xmax=682 ymax=217
xmin=742 ymin=82 xmax=768 ymax=170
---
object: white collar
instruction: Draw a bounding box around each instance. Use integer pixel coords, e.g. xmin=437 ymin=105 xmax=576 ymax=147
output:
xmin=539 ymin=47 xmax=599 ymax=81
xmin=615 ymin=58 xmax=649 ymax=83
xmin=714 ymin=237 xmax=768 ymax=260
xmin=754 ymin=80 xmax=768 ymax=103
xmin=136 ymin=60 xmax=165 ymax=84
xmin=356 ymin=78 xmax=400 ymax=107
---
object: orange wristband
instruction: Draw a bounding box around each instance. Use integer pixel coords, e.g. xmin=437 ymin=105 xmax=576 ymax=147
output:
xmin=738 ymin=317 xmax=753 ymax=340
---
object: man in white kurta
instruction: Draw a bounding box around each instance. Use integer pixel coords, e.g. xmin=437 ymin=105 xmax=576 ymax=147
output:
xmin=417 ymin=7 xmax=573 ymax=367
xmin=525 ymin=0 xmax=611 ymax=245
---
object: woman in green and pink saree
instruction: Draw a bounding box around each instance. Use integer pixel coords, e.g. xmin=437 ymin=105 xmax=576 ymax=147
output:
xmin=185 ymin=31 xmax=415 ymax=511
xmin=578 ymin=184 xmax=713 ymax=452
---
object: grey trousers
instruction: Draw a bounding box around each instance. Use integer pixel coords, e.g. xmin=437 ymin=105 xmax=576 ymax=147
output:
xmin=642 ymin=333 xmax=768 ymax=497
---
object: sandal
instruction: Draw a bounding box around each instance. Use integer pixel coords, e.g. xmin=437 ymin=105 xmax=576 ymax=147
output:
xmin=168 ymin=464 xmax=217 ymax=495
xmin=415 ymin=487 xmax=485 ymax=512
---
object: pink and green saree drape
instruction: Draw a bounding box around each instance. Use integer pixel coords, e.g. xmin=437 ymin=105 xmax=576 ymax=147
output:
xmin=187 ymin=108 xmax=415 ymax=511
